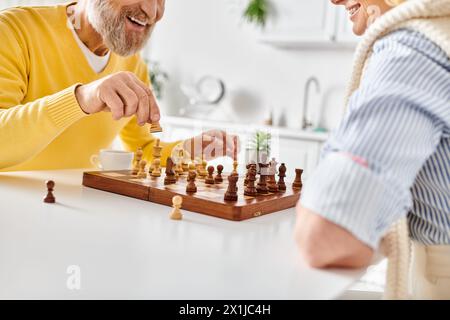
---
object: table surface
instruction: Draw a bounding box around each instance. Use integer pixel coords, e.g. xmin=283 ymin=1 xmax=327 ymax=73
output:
xmin=0 ymin=170 xmax=366 ymax=299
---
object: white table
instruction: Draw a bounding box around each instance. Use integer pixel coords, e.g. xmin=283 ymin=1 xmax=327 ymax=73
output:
xmin=0 ymin=170 xmax=366 ymax=299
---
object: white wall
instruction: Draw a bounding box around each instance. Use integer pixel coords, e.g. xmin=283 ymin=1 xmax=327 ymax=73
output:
xmin=147 ymin=0 xmax=356 ymax=131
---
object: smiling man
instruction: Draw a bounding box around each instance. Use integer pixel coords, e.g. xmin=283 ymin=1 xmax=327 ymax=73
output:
xmin=0 ymin=0 xmax=237 ymax=171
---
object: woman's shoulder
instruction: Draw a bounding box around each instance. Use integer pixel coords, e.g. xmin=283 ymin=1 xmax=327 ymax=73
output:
xmin=373 ymin=28 xmax=449 ymax=68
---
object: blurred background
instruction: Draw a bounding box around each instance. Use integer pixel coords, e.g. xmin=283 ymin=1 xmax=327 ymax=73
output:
xmin=0 ymin=0 xmax=386 ymax=299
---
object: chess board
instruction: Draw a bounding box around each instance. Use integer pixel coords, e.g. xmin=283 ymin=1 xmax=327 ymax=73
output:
xmin=82 ymin=170 xmax=301 ymax=221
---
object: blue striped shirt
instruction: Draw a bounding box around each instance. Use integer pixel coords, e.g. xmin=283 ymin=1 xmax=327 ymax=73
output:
xmin=301 ymin=29 xmax=450 ymax=248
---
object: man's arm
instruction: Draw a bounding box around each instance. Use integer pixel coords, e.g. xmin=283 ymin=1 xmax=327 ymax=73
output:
xmin=295 ymin=205 xmax=374 ymax=268
xmin=0 ymin=17 xmax=88 ymax=169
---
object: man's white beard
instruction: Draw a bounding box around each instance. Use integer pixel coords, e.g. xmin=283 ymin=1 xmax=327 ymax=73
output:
xmin=86 ymin=0 xmax=150 ymax=57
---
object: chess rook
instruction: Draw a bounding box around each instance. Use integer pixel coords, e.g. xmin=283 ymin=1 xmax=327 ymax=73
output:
xmin=293 ymin=168 xmax=303 ymax=190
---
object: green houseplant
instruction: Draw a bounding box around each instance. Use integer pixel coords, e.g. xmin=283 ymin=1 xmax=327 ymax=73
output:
xmin=243 ymin=0 xmax=269 ymax=28
xmin=246 ymin=130 xmax=272 ymax=164
xmin=146 ymin=60 xmax=169 ymax=100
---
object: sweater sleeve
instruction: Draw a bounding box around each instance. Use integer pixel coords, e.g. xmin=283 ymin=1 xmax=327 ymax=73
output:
xmin=0 ymin=16 xmax=87 ymax=170
xmin=119 ymin=59 xmax=180 ymax=166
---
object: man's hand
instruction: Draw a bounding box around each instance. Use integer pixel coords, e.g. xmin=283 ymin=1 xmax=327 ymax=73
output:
xmin=295 ymin=204 xmax=374 ymax=268
xmin=75 ymin=71 xmax=160 ymax=126
xmin=182 ymin=130 xmax=240 ymax=161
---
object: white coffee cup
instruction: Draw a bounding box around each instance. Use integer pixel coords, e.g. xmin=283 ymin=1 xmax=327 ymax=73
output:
xmin=90 ymin=149 xmax=134 ymax=171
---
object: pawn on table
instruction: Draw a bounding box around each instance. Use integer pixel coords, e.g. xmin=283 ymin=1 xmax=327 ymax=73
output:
xmin=43 ymin=180 xmax=56 ymax=203
xmin=214 ymin=165 xmax=224 ymax=183
xmin=205 ymin=166 xmax=215 ymax=185
xmin=170 ymin=195 xmax=183 ymax=220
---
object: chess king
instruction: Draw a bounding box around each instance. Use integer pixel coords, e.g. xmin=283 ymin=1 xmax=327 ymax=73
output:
xmin=0 ymin=0 xmax=238 ymax=171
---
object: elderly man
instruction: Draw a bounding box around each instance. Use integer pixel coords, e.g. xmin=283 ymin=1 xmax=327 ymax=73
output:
xmin=0 ymin=0 xmax=236 ymax=171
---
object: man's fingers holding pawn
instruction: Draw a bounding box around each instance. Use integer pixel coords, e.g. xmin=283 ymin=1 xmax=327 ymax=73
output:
xmin=75 ymin=71 xmax=161 ymax=126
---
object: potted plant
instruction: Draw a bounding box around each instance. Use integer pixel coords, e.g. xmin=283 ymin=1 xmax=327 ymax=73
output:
xmin=246 ymin=130 xmax=272 ymax=165
xmin=243 ymin=0 xmax=269 ymax=28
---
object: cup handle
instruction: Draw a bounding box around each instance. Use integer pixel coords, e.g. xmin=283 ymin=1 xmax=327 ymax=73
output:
xmin=90 ymin=154 xmax=102 ymax=170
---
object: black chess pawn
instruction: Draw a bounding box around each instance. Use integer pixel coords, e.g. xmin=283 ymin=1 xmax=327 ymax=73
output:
xmin=44 ymin=180 xmax=56 ymax=203
xmin=214 ymin=164 xmax=224 ymax=183
xmin=293 ymin=168 xmax=303 ymax=190
xmin=278 ymin=163 xmax=287 ymax=192
xmin=186 ymin=171 xmax=197 ymax=193
xmin=205 ymin=166 xmax=215 ymax=185
xmin=224 ymin=174 xmax=239 ymax=201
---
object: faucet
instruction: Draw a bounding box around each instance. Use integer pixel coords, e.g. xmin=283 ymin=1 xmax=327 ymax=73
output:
xmin=302 ymin=76 xmax=321 ymax=130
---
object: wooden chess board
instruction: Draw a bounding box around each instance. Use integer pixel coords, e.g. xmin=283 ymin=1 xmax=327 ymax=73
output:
xmin=82 ymin=170 xmax=301 ymax=221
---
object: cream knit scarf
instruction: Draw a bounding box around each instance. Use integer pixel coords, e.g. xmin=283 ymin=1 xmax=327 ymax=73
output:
xmin=344 ymin=0 xmax=450 ymax=106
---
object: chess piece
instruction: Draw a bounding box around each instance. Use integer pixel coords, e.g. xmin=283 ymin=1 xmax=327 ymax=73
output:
xmin=132 ymin=148 xmax=143 ymax=175
xmin=257 ymin=162 xmax=269 ymax=194
xmin=205 ymin=166 xmax=215 ymax=185
xmin=293 ymin=169 xmax=303 ymax=190
xmin=198 ymin=159 xmax=208 ymax=178
xmin=151 ymin=159 xmax=161 ymax=177
xmin=186 ymin=171 xmax=197 ymax=193
xmin=138 ymin=159 xmax=147 ymax=177
xmin=244 ymin=164 xmax=257 ymax=197
xmin=232 ymin=160 xmax=238 ymax=176
xmin=244 ymin=162 xmax=255 ymax=186
xmin=182 ymin=160 xmax=189 ymax=173
xmin=277 ymin=163 xmax=287 ymax=192
xmin=150 ymin=122 xmax=163 ymax=133
xmin=214 ymin=165 xmax=224 ymax=183
xmin=164 ymin=157 xmax=177 ymax=185
xmin=224 ymin=174 xmax=239 ymax=201
xmin=170 ymin=196 xmax=183 ymax=220
xmin=268 ymin=174 xmax=279 ymax=193
xmin=43 ymin=180 xmax=56 ymax=203
xmin=175 ymin=149 xmax=185 ymax=176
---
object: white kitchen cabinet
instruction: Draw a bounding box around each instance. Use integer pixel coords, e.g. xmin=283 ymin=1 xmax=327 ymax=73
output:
xmin=258 ymin=0 xmax=358 ymax=49
xmin=262 ymin=0 xmax=335 ymax=42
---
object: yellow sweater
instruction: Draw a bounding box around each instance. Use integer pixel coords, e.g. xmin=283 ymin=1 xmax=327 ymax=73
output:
xmin=0 ymin=3 xmax=179 ymax=171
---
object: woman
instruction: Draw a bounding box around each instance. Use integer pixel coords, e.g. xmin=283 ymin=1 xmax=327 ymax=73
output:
xmin=295 ymin=0 xmax=450 ymax=298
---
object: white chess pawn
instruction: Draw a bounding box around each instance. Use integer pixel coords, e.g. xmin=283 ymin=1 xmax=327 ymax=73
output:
xmin=170 ymin=196 xmax=183 ymax=220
